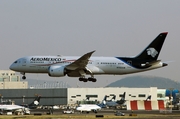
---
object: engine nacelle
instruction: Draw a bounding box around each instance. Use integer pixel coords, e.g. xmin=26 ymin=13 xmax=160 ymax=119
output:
xmin=48 ymin=66 xmax=66 ymax=77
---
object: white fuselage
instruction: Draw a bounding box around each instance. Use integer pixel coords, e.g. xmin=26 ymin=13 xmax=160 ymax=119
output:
xmin=0 ymin=104 xmax=25 ymax=110
xmin=9 ymin=56 xmax=164 ymax=76
xmin=76 ymin=104 xmax=101 ymax=112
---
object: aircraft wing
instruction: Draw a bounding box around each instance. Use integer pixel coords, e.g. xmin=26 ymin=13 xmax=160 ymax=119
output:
xmin=65 ymin=51 xmax=95 ymax=70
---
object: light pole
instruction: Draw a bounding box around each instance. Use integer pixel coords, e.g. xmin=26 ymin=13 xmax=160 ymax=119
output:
xmin=57 ymin=81 xmax=59 ymax=88
xmin=0 ymin=95 xmax=3 ymax=103
xmin=44 ymin=82 xmax=46 ymax=88
xmin=22 ymin=95 xmax=25 ymax=104
xmin=169 ymin=88 xmax=174 ymax=112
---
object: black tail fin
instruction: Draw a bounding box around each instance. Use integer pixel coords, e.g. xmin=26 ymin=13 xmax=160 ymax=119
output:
xmin=117 ymin=92 xmax=126 ymax=105
xmin=86 ymin=96 xmax=90 ymax=101
xmin=104 ymin=95 xmax=108 ymax=101
xmin=28 ymin=95 xmax=41 ymax=109
xmin=146 ymin=95 xmax=151 ymax=101
xmin=135 ymin=32 xmax=168 ymax=60
xmin=110 ymin=95 xmax=116 ymax=101
xmin=98 ymin=95 xmax=108 ymax=108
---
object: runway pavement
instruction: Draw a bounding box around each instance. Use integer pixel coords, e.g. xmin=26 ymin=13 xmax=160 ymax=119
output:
xmin=30 ymin=108 xmax=180 ymax=115
xmin=1 ymin=109 xmax=180 ymax=119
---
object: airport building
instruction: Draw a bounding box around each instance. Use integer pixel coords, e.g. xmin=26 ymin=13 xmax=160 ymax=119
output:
xmin=0 ymin=70 xmax=177 ymax=109
xmin=0 ymin=70 xmax=28 ymax=89
xmin=0 ymin=87 xmax=162 ymax=106
xmin=68 ymin=87 xmax=158 ymax=104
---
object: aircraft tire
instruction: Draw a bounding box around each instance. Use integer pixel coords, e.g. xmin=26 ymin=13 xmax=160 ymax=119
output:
xmin=88 ymin=77 xmax=92 ymax=81
xmin=83 ymin=78 xmax=88 ymax=82
xmin=88 ymin=77 xmax=97 ymax=82
xmin=22 ymin=76 xmax=26 ymax=80
xmin=79 ymin=78 xmax=83 ymax=81
xmin=92 ymin=78 xmax=97 ymax=82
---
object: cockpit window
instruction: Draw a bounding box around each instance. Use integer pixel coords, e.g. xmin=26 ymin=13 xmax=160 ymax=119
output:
xmin=14 ymin=61 xmax=18 ymax=63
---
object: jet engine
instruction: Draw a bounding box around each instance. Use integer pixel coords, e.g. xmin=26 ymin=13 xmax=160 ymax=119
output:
xmin=48 ymin=66 xmax=66 ymax=77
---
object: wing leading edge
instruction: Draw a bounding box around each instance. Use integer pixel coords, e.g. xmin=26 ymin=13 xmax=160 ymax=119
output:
xmin=65 ymin=50 xmax=95 ymax=70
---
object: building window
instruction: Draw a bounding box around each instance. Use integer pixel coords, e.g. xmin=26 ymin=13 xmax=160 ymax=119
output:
xmin=119 ymin=94 xmax=124 ymax=97
xmin=157 ymin=94 xmax=163 ymax=98
xmin=138 ymin=94 xmax=146 ymax=97
xmin=86 ymin=95 xmax=98 ymax=98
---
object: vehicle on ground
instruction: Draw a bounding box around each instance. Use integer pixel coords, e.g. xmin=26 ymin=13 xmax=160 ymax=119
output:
xmin=63 ymin=110 xmax=74 ymax=114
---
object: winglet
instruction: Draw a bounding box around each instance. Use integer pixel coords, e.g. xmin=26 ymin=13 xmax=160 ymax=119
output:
xmin=86 ymin=50 xmax=96 ymax=57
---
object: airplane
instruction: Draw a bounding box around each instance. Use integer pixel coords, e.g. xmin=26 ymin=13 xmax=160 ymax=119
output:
xmin=9 ymin=32 xmax=168 ymax=82
xmin=76 ymin=104 xmax=102 ymax=113
xmin=0 ymin=96 xmax=41 ymax=114
xmin=98 ymin=95 xmax=116 ymax=108
xmin=103 ymin=92 xmax=126 ymax=108
xmin=116 ymin=92 xmax=126 ymax=105
xmin=0 ymin=104 xmax=29 ymax=115
xmin=76 ymin=95 xmax=108 ymax=113
xmin=20 ymin=95 xmax=41 ymax=109
xmin=146 ymin=95 xmax=151 ymax=101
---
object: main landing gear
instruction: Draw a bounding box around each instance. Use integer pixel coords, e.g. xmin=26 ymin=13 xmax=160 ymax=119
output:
xmin=79 ymin=77 xmax=97 ymax=82
xmin=79 ymin=68 xmax=97 ymax=82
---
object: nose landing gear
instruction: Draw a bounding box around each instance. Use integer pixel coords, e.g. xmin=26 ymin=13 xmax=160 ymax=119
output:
xmin=20 ymin=72 xmax=26 ymax=80
xmin=22 ymin=75 xmax=26 ymax=80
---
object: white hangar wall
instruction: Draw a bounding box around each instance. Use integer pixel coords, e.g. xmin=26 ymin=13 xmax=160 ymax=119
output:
xmin=67 ymin=87 xmax=157 ymax=104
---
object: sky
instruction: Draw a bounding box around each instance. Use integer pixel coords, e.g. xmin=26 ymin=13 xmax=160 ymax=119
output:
xmin=0 ymin=0 xmax=180 ymax=88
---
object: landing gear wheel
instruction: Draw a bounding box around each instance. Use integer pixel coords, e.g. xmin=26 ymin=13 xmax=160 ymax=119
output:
xmin=79 ymin=78 xmax=83 ymax=81
xmin=83 ymin=78 xmax=88 ymax=82
xmin=88 ymin=77 xmax=97 ymax=82
xmin=88 ymin=77 xmax=93 ymax=81
xmin=22 ymin=76 xmax=26 ymax=80
xmin=79 ymin=77 xmax=88 ymax=82
xmin=92 ymin=78 xmax=97 ymax=82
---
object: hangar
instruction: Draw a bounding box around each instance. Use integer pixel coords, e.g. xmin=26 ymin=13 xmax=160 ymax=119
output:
xmin=0 ymin=87 xmax=159 ymax=106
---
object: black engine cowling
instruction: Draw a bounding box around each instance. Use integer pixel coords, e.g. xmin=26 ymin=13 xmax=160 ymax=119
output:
xmin=48 ymin=66 xmax=66 ymax=77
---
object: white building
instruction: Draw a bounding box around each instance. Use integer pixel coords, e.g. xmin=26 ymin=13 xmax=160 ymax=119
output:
xmin=0 ymin=70 xmax=28 ymax=89
xmin=67 ymin=87 xmax=158 ymax=104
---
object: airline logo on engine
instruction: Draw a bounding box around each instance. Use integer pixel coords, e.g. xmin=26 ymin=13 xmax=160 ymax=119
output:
xmin=30 ymin=57 xmax=62 ymax=62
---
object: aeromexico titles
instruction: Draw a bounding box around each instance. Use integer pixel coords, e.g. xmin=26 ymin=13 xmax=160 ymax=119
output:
xmin=10 ymin=32 xmax=168 ymax=82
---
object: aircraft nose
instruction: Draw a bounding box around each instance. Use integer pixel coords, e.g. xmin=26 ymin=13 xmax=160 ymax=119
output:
xmin=9 ymin=63 xmax=16 ymax=71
